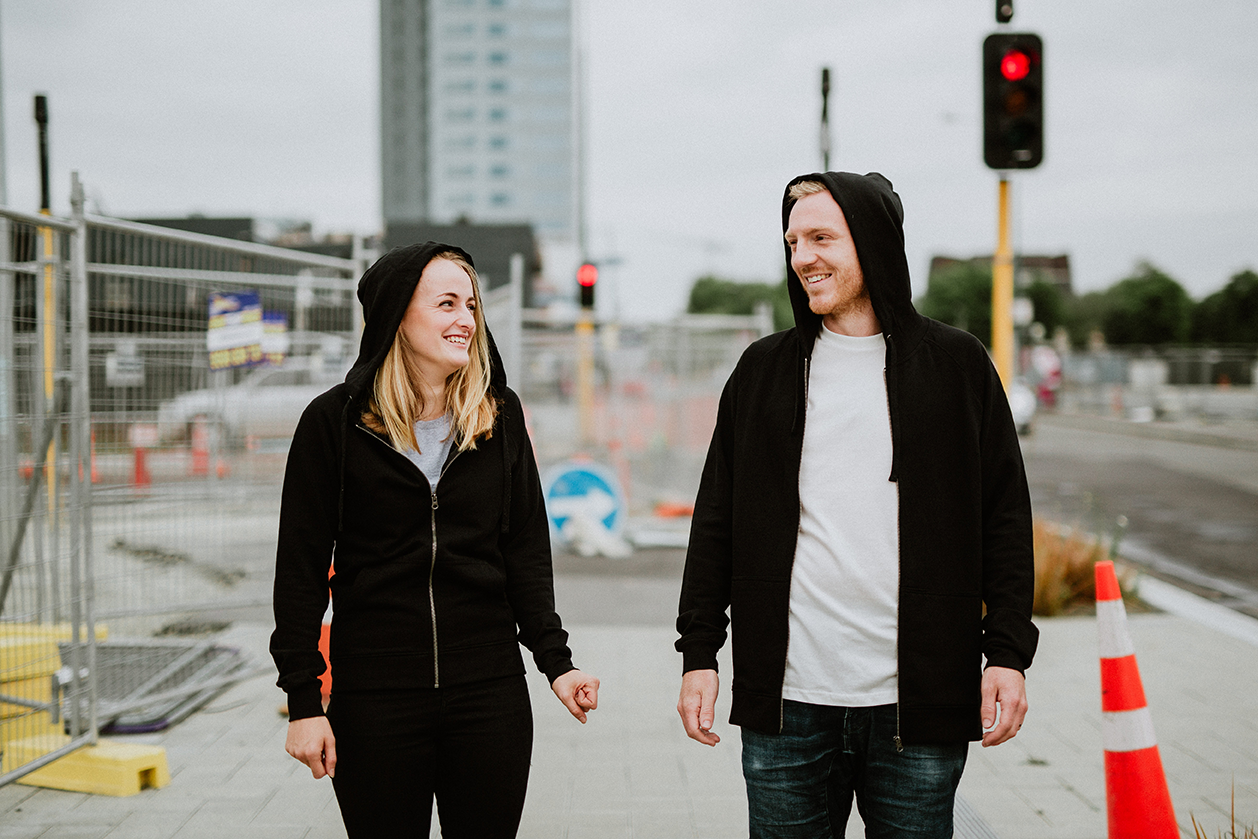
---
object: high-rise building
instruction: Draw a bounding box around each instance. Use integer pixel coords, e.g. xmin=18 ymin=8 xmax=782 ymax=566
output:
xmin=380 ymin=0 xmax=577 ymax=252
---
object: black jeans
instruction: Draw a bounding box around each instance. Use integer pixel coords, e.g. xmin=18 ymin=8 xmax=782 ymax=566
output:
xmin=328 ymin=674 xmax=534 ymax=838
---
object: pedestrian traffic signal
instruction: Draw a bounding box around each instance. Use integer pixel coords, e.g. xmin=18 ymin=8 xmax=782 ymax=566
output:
xmin=577 ymin=262 xmax=597 ymax=309
xmin=983 ymin=33 xmax=1043 ymax=169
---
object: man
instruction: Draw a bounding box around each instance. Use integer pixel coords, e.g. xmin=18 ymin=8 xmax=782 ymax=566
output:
xmin=676 ymin=172 xmax=1038 ymax=838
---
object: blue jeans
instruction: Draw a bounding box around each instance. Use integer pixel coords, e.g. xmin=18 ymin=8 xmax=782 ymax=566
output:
xmin=741 ymin=701 xmax=967 ymax=839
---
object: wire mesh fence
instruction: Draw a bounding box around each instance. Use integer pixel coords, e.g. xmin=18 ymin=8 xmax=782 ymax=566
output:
xmin=0 ymin=175 xmax=771 ymax=788
xmin=0 ymin=176 xmax=363 ymax=786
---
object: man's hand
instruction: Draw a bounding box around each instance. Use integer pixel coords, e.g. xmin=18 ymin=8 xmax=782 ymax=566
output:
xmin=980 ymin=666 xmax=1028 ymax=747
xmin=286 ymin=716 xmax=336 ymax=779
xmin=677 ymin=669 xmax=721 ymax=746
xmin=552 ymin=669 xmax=600 ymax=723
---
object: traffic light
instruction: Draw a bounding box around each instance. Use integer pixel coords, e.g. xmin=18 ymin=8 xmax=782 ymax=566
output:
xmin=577 ymin=262 xmax=598 ymax=309
xmin=983 ymin=33 xmax=1043 ymax=170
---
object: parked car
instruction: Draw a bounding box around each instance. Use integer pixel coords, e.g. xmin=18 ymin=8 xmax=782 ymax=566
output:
xmin=1008 ymin=378 xmax=1037 ymax=435
xmin=157 ymin=358 xmax=348 ymax=445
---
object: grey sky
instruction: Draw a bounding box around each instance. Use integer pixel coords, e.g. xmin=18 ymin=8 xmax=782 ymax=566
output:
xmin=4 ymin=1 xmax=1256 ymax=322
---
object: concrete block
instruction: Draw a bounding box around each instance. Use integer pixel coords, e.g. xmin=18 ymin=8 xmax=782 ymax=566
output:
xmin=9 ymin=737 xmax=169 ymax=797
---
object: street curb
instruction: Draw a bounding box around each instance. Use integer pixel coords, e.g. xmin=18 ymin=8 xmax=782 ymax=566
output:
xmin=1041 ymin=412 xmax=1258 ymax=453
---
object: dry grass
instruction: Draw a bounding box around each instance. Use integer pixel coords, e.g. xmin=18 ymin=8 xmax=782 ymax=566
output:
xmin=1032 ymin=520 xmax=1124 ymax=616
xmin=1192 ymin=786 xmax=1256 ymax=838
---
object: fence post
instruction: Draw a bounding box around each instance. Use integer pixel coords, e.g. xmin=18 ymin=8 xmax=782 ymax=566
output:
xmin=0 ymin=209 xmax=15 ymax=575
xmin=69 ymin=172 xmax=98 ymax=741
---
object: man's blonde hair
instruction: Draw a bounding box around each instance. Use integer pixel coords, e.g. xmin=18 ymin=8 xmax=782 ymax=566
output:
xmin=787 ymin=180 xmax=829 ymax=201
xmin=362 ymin=251 xmax=496 ymax=453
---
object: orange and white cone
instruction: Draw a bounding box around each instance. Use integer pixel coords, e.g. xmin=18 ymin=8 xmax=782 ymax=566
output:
xmin=1096 ymin=560 xmax=1177 ymax=839
xmin=318 ymin=566 xmax=334 ymax=702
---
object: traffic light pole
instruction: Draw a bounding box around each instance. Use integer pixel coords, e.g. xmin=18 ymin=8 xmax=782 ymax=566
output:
xmin=991 ymin=176 xmax=1014 ymax=390
xmin=575 ymin=310 xmax=595 ymax=446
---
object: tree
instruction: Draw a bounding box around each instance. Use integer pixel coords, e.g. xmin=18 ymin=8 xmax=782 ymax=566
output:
xmin=1064 ymin=290 xmax=1109 ymax=349
xmin=1191 ymin=269 xmax=1258 ymax=344
xmin=686 ymin=275 xmax=793 ymax=331
xmin=1024 ymin=279 xmax=1067 ymax=338
xmin=1100 ymin=262 xmax=1192 ymax=346
xmin=915 ymin=261 xmax=992 ymax=346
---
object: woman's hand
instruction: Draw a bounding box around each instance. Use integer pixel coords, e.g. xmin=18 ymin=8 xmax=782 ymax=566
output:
xmin=551 ymin=669 xmax=600 ymax=723
xmin=286 ymin=716 xmax=337 ymax=779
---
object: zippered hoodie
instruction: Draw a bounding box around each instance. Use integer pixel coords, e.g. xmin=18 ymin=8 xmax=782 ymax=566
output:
xmin=271 ymin=241 xmax=574 ymax=722
xmin=676 ymin=172 xmax=1038 ymax=744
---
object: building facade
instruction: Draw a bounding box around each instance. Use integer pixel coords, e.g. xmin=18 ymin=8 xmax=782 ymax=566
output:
xmin=380 ymin=0 xmax=577 ymax=250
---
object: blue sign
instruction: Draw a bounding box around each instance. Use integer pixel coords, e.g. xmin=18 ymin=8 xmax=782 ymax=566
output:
xmin=542 ymin=460 xmax=626 ymax=536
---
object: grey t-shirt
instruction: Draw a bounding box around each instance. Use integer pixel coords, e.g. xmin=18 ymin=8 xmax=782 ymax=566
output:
xmin=404 ymin=414 xmax=454 ymax=488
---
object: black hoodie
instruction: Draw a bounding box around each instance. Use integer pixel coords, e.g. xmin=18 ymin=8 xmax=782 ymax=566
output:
xmin=677 ymin=173 xmax=1037 ymax=744
xmin=271 ymin=242 xmax=574 ymax=722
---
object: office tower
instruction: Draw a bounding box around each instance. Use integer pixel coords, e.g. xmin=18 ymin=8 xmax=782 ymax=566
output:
xmin=380 ymin=0 xmax=577 ymax=251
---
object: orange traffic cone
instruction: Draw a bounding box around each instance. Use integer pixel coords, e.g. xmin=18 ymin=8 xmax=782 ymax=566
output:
xmin=132 ymin=446 xmax=152 ymax=488
xmin=1096 ymin=560 xmax=1177 ymax=838
xmin=190 ymin=420 xmax=210 ymax=477
xmin=318 ymin=566 xmax=334 ymax=701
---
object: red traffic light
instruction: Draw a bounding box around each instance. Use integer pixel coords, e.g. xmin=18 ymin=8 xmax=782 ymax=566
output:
xmin=1000 ymin=49 xmax=1031 ymax=81
xmin=577 ymin=263 xmax=598 ymax=287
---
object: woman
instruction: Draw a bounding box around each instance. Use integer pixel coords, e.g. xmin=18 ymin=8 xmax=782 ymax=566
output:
xmin=271 ymin=242 xmax=598 ymax=837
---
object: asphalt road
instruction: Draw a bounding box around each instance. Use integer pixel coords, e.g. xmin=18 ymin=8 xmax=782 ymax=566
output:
xmin=100 ymin=411 xmax=1256 ymax=637
xmin=1020 ymin=414 xmax=1258 ymax=618
xmin=553 ymin=413 xmax=1258 ymax=629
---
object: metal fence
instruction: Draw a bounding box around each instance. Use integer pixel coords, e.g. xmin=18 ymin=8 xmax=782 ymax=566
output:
xmin=0 ymin=173 xmax=364 ymax=786
xmin=1055 ymin=347 xmax=1258 ymax=421
xmin=0 ymin=174 xmax=771 ymax=788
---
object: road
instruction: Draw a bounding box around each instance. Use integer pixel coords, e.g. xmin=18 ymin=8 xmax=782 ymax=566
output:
xmin=88 ymin=410 xmax=1256 ymax=637
xmin=1020 ymin=413 xmax=1258 ymax=618
xmin=552 ymin=413 xmax=1258 ymax=630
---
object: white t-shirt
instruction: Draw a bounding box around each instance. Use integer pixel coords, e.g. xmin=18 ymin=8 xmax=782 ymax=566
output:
xmin=782 ymin=325 xmax=899 ymax=707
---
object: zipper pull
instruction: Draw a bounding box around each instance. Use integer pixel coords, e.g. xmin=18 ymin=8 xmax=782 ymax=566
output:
xmin=431 ymin=491 xmax=439 ymax=511
xmin=893 ymin=735 xmax=904 ymax=753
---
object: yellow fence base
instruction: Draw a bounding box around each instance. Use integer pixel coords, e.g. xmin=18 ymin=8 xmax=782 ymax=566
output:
xmin=5 ymin=735 xmax=169 ymax=797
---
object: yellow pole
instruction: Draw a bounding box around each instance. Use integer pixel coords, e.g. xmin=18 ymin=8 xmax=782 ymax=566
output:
xmin=575 ymin=311 xmax=595 ymax=446
xmin=991 ymin=177 xmax=1014 ymax=390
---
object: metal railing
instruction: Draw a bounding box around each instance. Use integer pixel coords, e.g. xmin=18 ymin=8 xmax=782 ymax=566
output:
xmin=1 ymin=173 xmax=365 ymax=786
xmin=1 ymin=175 xmax=772 ymax=787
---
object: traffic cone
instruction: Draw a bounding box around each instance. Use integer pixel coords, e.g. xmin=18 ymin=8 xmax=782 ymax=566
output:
xmin=132 ymin=447 xmax=152 ymax=488
xmin=190 ymin=420 xmax=210 ymax=477
xmin=1096 ymin=560 xmax=1177 ymax=839
xmin=318 ymin=566 xmax=334 ymax=701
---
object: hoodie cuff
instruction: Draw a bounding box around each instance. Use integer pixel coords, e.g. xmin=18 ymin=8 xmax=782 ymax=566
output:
xmin=682 ymin=650 xmax=720 ymax=675
xmin=286 ymin=687 xmax=327 ymax=722
xmin=544 ymin=658 xmax=577 ymax=685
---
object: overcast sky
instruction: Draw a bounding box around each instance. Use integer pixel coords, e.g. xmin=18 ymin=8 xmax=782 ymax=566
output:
xmin=4 ymin=1 xmax=1256 ymax=322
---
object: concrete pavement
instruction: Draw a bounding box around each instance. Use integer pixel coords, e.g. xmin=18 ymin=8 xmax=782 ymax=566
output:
xmin=2 ymin=568 xmax=1258 ymax=838
xmin=3 ymin=412 xmax=1257 ymax=837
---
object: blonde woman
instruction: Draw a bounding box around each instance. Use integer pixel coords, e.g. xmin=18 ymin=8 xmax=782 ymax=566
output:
xmin=271 ymin=242 xmax=598 ymax=837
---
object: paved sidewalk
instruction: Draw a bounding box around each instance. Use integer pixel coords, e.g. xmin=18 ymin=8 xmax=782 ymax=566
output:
xmin=2 ymin=573 xmax=1258 ymax=838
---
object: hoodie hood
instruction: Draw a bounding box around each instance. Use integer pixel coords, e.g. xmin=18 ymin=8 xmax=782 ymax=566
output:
xmin=344 ymin=240 xmax=506 ymax=404
xmin=781 ymin=172 xmax=925 ymax=356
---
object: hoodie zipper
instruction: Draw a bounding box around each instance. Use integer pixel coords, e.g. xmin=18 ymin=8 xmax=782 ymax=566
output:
xmin=781 ymin=354 xmax=812 ymax=733
xmin=429 ymin=488 xmax=440 ymax=686
xmin=883 ymin=365 xmax=905 ymax=753
xmin=426 ymin=449 xmax=462 ymax=687
xmin=355 ymin=423 xmax=459 ymax=689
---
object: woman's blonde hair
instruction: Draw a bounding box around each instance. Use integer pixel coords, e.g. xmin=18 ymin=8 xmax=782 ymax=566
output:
xmin=362 ymin=251 xmax=497 ymax=453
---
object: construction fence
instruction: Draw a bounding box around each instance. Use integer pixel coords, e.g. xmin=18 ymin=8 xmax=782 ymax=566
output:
xmin=0 ymin=174 xmax=771 ymax=788
xmin=0 ymin=174 xmax=364 ymax=787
